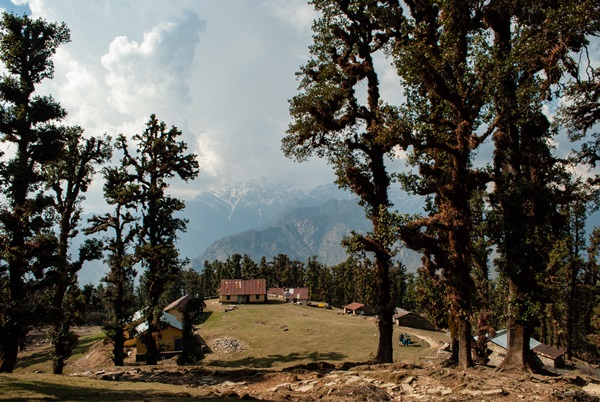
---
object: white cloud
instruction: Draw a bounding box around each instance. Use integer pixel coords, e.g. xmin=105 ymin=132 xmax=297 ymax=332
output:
xmin=101 ymin=10 xmax=205 ymax=119
xmin=260 ymin=0 xmax=315 ymax=33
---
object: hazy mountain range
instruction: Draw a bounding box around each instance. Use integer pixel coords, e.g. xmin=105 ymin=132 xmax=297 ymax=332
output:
xmin=79 ymin=180 xmax=425 ymax=285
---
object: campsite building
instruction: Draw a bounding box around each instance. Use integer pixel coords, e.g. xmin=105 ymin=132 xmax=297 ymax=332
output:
xmin=284 ymin=287 xmax=309 ymax=305
xmin=393 ymin=308 xmax=436 ymax=331
xmin=486 ymin=329 xmax=565 ymax=368
xmin=163 ymin=294 xmax=191 ymax=322
xmin=220 ymin=279 xmax=267 ymax=303
xmin=344 ymin=302 xmax=369 ymax=315
xmin=124 ymin=310 xmax=184 ymax=361
xmin=268 ymin=287 xmax=309 ymax=305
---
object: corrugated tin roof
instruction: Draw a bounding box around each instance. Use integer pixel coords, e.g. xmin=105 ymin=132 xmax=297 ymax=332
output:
xmin=163 ymin=294 xmax=190 ymax=312
xmin=220 ymin=279 xmax=266 ymax=295
xmin=488 ymin=329 xmax=541 ymax=350
xmin=286 ymin=287 xmax=309 ymax=300
xmin=532 ymin=343 xmax=565 ymax=360
xmin=394 ymin=308 xmax=411 ymax=318
xmin=344 ymin=302 xmax=365 ymax=311
xmin=134 ymin=311 xmax=183 ymax=333
xmin=268 ymin=288 xmax=284 ymax=296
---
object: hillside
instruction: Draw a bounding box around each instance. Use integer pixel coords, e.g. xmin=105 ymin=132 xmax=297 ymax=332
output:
xmin=3 ymin=299 xmax=599 ymax=401
xmin=194 ymin=198 xmax=423 ymax=269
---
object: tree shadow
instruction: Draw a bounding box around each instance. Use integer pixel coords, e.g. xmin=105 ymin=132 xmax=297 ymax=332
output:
xmin=207 ymin=351 xmax=347 ymax=368
xmin=16 ymin=334 xmax=102 ymax=370
xmin=0 ymin=375 xmax=247 ymax=401
xmin=196 ymin=311 xmax=213 ymax=325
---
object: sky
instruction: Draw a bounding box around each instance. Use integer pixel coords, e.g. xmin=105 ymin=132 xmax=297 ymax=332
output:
xmin=0 ymin=0 xmax=354 ymax=212
xmin=0 ymin=1 xmax=598 ymax=215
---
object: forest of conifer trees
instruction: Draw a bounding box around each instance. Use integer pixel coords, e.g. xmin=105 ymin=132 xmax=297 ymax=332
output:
xmin=0 ymin=0 xmax=599 ymax=374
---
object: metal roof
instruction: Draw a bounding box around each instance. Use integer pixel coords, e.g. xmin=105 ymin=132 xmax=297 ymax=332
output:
xmin=163 ymin=294 xmax=190 ymax=312
xmin=285 ymin=287 xmax=309 ymax=300
xmin=134 ymin=311 xmax=183 ymax=333
xmin=488 ymin=329 xmax=541 ymax=350
xmin=344 ymin=302 xmax=365 ymax=311
xmin=532 ymin=343 xmax=565 ymax=360
xmin=220 ymin=279 xmax=266 ymax=295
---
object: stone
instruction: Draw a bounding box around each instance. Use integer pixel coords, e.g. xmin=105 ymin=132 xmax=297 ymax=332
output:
xmin=482 ymin=388 xmax=504 ymax=396
xmin=460 ymin=389 xmax=482 ymax=396
xmin=583 ymin=383 xmax=600 ymax=396
xmin=295 ymin=384 xmax=315 ymax=392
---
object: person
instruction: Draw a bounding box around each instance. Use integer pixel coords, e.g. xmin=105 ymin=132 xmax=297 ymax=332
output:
xmin=399 ymin=333 xmax=405 ymax=346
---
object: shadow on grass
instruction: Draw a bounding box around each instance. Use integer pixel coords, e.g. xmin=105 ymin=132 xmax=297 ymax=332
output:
xmin=0 ymin=376 xmax=245 ymax=402
xmin=16 ymin=334 xmax=103 ymax=370
xmin=207 ymin=351 xmax=347 ymax=368
xmin=196 ymin=311 xmax=213 ymax=325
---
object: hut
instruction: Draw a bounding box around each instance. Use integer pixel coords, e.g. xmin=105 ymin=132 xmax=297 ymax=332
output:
xmin=219 ymin=279 xmax=267 ymax=303
xmin=284 ymin=287 xmax=309 ymax=305
xmin=125 ymin=310 xmax=183 ymax=362
xmin=486 ymin=329 xmax=565 ymax=368
xmin=393 ymin=308 xmax=436 ymax=331
xmin=344 ymin=302 xmax=367 ymax=315
xmin=163 ymin=294 xmax=191 ymax=322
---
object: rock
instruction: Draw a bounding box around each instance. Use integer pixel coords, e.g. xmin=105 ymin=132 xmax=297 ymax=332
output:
xmin=482 ymin=388 xmax=504 ymax=396
xmin=401 ymin=383 xmax=415 ymax=394
xmin=441 ymin=388 xmax=453 ymax=396
xmin=403 ymin=375 xmax=415 ymax=384
xmin=583 ymin=383 xmax=600 ymax=396
xmin=460 ymin=389 xmax=482 ymax=396
xmin=295 ymin=384 xmax=315 ymax=392
xmin=267 ymin=383 xmax=292 ymax=392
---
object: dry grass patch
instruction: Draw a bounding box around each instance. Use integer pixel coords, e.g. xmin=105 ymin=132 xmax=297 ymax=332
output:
xmin=199 ymin=299 xmax=444 ymax=369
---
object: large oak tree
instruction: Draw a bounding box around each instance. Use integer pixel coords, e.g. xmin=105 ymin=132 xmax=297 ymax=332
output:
xmin=0 ymin=13 xmax=70 ymax=373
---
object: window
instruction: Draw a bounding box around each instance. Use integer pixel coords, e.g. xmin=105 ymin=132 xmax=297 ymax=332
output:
xmin=256 ymin=295 xmax=260 ymax=300
xmin=226 ymin=295 xmax=231 ymax=300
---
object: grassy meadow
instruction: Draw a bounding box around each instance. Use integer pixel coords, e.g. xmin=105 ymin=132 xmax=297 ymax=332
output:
xmin=199 ymin=298 xmax=446 ymax=368
xmin=0 ymin=298 xmax=448 ymax=401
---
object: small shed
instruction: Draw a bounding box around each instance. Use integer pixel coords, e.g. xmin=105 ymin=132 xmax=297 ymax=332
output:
xmin=220 ymin=279 xmax=267 ymax=304
xmin=393 ymin=308 xmax=436 ymax=331
xmin=344 ymin=302 xmax=366 ymax=315
xmin=485 ymin=329 xmax=565 ymax=368
xmin=284 ymin=287 xmax=309 ymax=305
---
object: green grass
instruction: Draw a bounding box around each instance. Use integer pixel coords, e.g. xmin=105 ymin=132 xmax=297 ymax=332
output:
xmin=0 ymin=299 xmax=448 ymax=401
xmin=15 ymin=328 xmax=106 ymax=374
xmin=199 ymin=298 xmax=444 ymax=369
xmin=0 ymin=373 xmax=241 ymax=401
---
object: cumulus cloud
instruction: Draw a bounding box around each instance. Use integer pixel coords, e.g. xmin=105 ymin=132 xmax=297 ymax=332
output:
xmin=101 ymin=10 xmax=206 ymax=118
xmin=260 ymin=0 xmax=315 ymax=33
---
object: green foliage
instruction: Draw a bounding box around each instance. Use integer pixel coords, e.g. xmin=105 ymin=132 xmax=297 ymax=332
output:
xmin=117 ymin=114 xmax=198 ymax=365
xmin=44 ymin=127 xmax=111 ymax=373
xmin=177 ymin=296 xmax=205 ymax=366
xmin=0 ymin=12 xmax=71 ymax=373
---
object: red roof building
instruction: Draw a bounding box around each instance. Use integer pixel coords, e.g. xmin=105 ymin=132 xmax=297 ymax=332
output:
xmin=344 ymin=302 xmax=365 ymax=315
xmin=219 ymin=279 xmax=267 ymax=304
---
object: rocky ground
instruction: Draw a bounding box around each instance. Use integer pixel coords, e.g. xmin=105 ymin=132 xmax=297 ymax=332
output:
xmin=68 ymin=337 xmax=600 ymax=402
